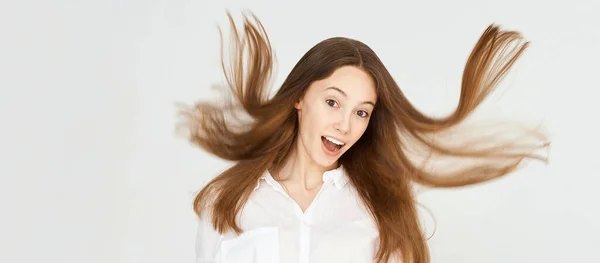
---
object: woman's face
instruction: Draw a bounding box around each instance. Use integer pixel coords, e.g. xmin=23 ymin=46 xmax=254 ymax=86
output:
xmin=295 ymin=65 xmax=377 ymax=168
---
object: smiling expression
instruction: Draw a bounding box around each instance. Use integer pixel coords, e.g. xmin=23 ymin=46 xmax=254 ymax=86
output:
xmin=294 ymin=65 xmax=377 ymax=169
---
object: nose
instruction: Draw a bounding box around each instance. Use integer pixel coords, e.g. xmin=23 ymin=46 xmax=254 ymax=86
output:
xmin=335 ymin=112 xmax=351 ymax=134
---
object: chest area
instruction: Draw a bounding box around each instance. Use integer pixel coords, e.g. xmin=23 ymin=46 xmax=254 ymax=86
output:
xmin=218 ymin=187 xmax=380 ymax=263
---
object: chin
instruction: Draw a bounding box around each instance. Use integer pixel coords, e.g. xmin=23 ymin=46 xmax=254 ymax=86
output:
xmin=319 ymin=159 xmax=338 ymax=169
xmin=313 ymin=150 xmax=344 ymax=169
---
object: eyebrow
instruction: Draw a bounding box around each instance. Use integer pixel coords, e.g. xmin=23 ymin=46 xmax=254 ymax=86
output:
xmin=326 ymin=86 xmax=376 ymax=106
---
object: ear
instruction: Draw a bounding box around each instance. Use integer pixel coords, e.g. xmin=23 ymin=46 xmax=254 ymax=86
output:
xmin=294 ymin=99 xmax=303 ymax=110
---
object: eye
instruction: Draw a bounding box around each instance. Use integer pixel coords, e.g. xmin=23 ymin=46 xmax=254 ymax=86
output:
xmin=326 ymin=99 xmax=338 ymax=108
xmin=357 ymin=110 xmax=369 ymax=118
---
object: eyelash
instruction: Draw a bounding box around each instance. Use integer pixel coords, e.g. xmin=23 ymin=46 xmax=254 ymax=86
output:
xmin=325 ymin=99 xmax=370 ymax=118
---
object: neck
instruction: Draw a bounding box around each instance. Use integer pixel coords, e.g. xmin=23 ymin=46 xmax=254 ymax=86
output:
xmin=274 ymin=139 xmax=337 ymax=191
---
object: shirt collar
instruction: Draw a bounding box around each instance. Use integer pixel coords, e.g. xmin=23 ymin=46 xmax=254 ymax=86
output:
xmin=322 ymin=166 xmax=349 ymax=190
xmin=254 ymin=166 xmax=349 ymax=191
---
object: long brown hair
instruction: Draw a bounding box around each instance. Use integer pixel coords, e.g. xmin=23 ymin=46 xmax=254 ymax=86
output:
xmin=178 ymin=11 xmax=550 ymax=263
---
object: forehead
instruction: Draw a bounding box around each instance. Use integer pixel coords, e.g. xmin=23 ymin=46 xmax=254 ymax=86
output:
xmin=312 ymin=66 xmax=377 ymax=101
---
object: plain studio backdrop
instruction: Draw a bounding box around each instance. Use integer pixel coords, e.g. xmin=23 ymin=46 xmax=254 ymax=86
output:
xmin=1 ymin=0 xmax=599 ymax=262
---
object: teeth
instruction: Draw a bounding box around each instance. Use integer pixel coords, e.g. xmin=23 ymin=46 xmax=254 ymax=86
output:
xmin=324 ymin=136 xmax=344 ymax=146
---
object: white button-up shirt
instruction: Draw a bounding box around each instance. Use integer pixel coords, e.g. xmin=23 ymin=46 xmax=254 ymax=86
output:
xmin=195 ymin=167 xmax=382 ymax=263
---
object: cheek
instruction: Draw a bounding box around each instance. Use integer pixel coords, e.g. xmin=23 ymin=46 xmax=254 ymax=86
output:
xmin=350 ymin=121 xmax=370 ymax=143
xmin=305 ymin=104 xmax=328 ymax=127
xmin=299 ymin=103 xmax=324 ymax=137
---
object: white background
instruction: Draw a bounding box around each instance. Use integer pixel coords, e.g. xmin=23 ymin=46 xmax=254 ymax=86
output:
xmin=1 ymin=0 xmax=599 ymax=262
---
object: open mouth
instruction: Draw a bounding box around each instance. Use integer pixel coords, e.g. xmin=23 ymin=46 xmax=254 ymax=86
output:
xmin=321 ymin=136 xmax=345 ymax=153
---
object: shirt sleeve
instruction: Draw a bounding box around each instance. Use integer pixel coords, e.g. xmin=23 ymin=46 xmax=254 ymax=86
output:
xmin=194 ymin=215 xmax=223 ymax=263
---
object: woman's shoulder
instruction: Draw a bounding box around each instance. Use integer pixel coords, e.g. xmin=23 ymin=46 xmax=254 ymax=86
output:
xmin=194 ymin=213 xmax=223 ymax=262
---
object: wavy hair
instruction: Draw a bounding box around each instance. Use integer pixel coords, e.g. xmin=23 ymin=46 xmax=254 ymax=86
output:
xmin=178 ymin=11 xmax=550 ymax=263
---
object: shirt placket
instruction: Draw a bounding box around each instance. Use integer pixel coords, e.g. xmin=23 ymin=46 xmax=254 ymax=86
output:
xmin=264 ymin=175 xmax=330 ymax=263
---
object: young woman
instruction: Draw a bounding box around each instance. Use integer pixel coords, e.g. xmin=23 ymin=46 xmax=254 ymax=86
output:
xmin=178 ymin=11 xmax=549 ymax=263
